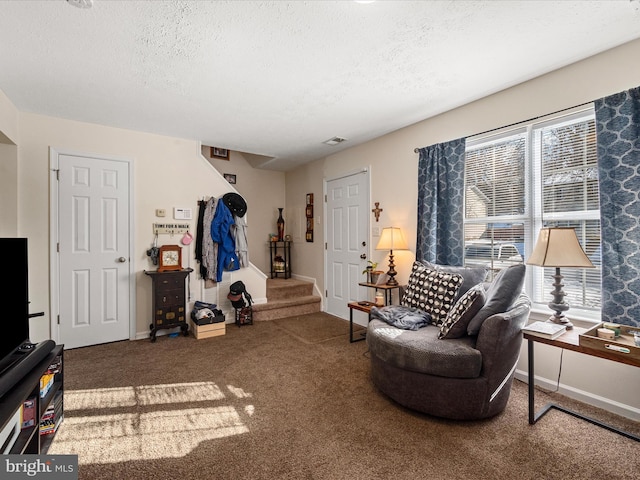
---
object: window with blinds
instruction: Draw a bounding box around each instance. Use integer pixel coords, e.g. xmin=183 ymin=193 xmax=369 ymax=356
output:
xmin=464 ymin=108 xmax=601 ymax=314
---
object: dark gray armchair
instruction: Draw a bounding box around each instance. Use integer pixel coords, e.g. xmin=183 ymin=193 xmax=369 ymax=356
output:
xmin=367 ymin=292 xmax=531 ymax=420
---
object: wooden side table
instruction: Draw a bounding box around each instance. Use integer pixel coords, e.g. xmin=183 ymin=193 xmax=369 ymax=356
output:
xmin=348 ymin=283 xmax=402 ymax=343
xmin=525 ymin=325 xmax=639 ymax=442
xmin=348 ymin=301 xmax=375 ymax=343
xmin=268 ymin=241 xmax=291 ymax=279
xmin=358 ymin=282 xmax=401 ymax=305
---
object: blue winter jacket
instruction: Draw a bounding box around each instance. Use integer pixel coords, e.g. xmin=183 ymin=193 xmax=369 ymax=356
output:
xmin=211 ymin=201 xmax=240 ymax=281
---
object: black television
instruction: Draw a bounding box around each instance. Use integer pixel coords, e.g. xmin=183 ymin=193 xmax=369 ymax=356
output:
xmin=0 ymin=238 xmax=30 ymax=360
xmin=0 ymin=238 xmax=56 ymax=399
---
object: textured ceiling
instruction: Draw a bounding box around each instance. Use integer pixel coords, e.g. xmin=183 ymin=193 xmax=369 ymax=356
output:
xmin=1 ymin=1 xmax=639 ymax=171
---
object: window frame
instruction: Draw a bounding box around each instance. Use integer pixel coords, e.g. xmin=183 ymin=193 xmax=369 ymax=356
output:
xmin=464 ymin=105 xmax=600 ymax=321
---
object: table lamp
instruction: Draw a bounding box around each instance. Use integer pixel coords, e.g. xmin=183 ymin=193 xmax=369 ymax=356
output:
xmin=526 ymin=227 xmax=594 ymax=329
xmin=376 ymin=227 xmax=408 ymax=286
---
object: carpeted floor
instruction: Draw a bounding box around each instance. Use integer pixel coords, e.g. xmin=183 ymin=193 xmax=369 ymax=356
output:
xmin=48 ymin=313 xmax=640 ymax=479
xmin=272 ymin=313 xmax=365 ymax=344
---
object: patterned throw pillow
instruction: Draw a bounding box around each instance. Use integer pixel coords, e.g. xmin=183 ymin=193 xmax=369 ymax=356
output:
xmin=421 ymin=261 xmax=489 ymax=300
xmin=439 ymin=283 xmax=486 ymax=339
xmin=401 ymin=261 xmax=463 ymax=326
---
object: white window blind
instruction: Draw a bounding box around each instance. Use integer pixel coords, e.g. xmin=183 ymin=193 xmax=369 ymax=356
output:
xmin=464 ymin=108 xmax=601 ymax=314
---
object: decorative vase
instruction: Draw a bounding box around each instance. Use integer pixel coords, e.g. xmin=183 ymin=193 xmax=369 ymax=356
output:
xmin=277 ymin=208 xmax=285 ymax=241
xmin=365 ymin=266 xmax=373 ymax=283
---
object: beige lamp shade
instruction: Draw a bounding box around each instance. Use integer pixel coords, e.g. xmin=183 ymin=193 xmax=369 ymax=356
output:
xmin=376 ymin=227 xmax=409 ymax=251
xmin=527 ymin=227 xmax=594 ymax=268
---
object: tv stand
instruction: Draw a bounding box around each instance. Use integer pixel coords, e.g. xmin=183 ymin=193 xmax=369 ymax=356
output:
xmin=0 ymin=340 xmax=56 ymax=397
xmin=0 ymin=344 xmax=64 ymax=454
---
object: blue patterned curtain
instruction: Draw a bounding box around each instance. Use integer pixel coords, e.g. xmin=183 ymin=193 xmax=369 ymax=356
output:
xmin=594 ymin=85 xmax=640 ymax=327
xmin=416 ymin=138 xmax=466 ymax=265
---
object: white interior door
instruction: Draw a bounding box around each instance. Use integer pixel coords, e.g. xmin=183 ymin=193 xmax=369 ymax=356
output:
xmin=326 ymin=170 xmax=369 ymax=321
xmin=56 ymin=153 xmax=132 ymax=349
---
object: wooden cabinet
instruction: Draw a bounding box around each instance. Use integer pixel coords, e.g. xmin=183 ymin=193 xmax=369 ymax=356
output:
xmin=144 ymin=269 xmax=193 ymax=342
xmin=0 ymin=345 xmax=64 ymax=454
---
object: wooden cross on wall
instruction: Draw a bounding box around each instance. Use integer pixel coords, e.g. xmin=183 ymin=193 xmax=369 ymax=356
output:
xmin=372 ymin=202 xmax=383 ymax=222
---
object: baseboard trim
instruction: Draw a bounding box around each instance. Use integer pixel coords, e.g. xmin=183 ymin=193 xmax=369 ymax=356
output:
xmin=515 ymin=369 xmax=640 ymax=422
xmin=291 ymin=274 xmax=324 ymax=310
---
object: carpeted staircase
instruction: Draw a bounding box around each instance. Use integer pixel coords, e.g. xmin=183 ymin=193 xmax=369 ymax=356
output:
xmin=252 ymin=278 xmax=321 ymax=321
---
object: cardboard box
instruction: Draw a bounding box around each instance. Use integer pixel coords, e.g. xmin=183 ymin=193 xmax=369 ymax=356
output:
xmin=192 ymin=313 xmax=225 ymax=326
xmin=191 ymin=320 xmax=226 ymax=339
xmin=579 ymin=323 xmax=640 ymax=366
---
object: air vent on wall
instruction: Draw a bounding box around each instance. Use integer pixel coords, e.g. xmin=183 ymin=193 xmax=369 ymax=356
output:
xmin=323 ymin=137 xmax=347 ymax=146
xmin=67 ymin=0 xmax=93 ymax=8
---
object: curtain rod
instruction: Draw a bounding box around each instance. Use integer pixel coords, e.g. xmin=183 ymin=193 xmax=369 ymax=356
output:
xmin=413 ymin=100 xmax=593 ymax=153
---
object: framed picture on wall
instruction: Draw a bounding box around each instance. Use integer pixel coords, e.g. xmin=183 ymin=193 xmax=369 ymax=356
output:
xmin=223 ymin=173 xmax=236 ymax=184
xmin=306 ymin=193 xmax=314 ymax=204
xmin=306 ymin=217 xmax=314 ymax=242
xmin=211 ymin=147 xmax=230 ymax=160
xmin=306 ymin=205 xmax=313 ymax=218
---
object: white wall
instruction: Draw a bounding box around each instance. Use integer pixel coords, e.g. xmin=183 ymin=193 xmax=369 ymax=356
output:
xmin=0 ymin=143 xmax=18 ymax=236
xmin=0 ymin=90 xmax=19 ymax=236
xmin=286 ymin=38 xmax=640 ymax=419
xmin=14 ymin=111 xmax=274 ymax=342
xmin=202 ymin=146 xmax=286 ymax=273
xmin=284 ymin=160 xmax=326 ymax=288
xmin=0 ymin=88 xmax=18 ymax=145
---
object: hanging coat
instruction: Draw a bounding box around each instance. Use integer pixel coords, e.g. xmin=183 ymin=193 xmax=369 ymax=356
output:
xmin=211 ymin=201 xmax=240 ymax=282
xmin=233 ymin=214 xmax=249 ymax=268
xmin=202 ymin=197 xmax=218 ymax=281
xmin=195 ymin=199 xmax=208 ymax=279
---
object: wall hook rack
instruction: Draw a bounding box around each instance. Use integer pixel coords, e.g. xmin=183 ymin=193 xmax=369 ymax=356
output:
xmin=153 ymin=222 xmax=190 ymax=235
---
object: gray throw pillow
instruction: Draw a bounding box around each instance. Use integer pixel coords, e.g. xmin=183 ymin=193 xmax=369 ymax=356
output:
xmin=439 ymin=283 xmax=486 ymax=339
xmin=421 ymin=261 xmax=489 ymax=299
xmin=466 ymin=264 xmax=526 ymax=336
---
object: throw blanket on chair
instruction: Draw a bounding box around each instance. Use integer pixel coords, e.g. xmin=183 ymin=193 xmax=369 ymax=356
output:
xmin=370 ymin=305 xmax=432 ymax=331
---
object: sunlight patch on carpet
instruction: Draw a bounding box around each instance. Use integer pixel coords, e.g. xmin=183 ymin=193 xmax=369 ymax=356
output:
xmin=48 ymin=406 xmax=249 ymax=464
xmin=64 ymin=382 xmax=226 ymax=410
xmin=49 ymin=382 xmax=253 ymax=464
xmin=227 ymin=384 xmax=252 ymax=398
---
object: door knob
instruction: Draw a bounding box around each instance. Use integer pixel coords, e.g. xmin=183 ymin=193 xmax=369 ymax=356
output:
xmin=118 ymin=257 xmax=127 ymax=263
xmin=360 ymin=253 xmax=367 ymax=259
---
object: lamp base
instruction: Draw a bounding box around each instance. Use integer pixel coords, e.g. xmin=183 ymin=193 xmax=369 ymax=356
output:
xmin=548 ymin=267 xmax=573 ymax=329
xmin=385 ymin=275 xmax=399 ymax=287
xmin=548 ymin=313 xmax=573 ymax=330
xmin=385 ymin=250 xmax=398 ymax=286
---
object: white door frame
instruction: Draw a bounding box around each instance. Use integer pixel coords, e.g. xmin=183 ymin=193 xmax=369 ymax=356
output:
xmin=49 ymin=147 xmax=136 ymax=345
xmin=323 ymin=167 xmax=371 ymax=319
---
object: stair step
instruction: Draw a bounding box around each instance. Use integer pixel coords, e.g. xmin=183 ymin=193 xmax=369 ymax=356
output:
xmin=253 ymin=295 xmax=320 ymax=312
xmin=252 ymin=298 xmax=320 ymax=322
xmin=266 ymin=278 xmax=313 ymax=300
xmin=252 ymin=278 xmax=321 ymax=321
